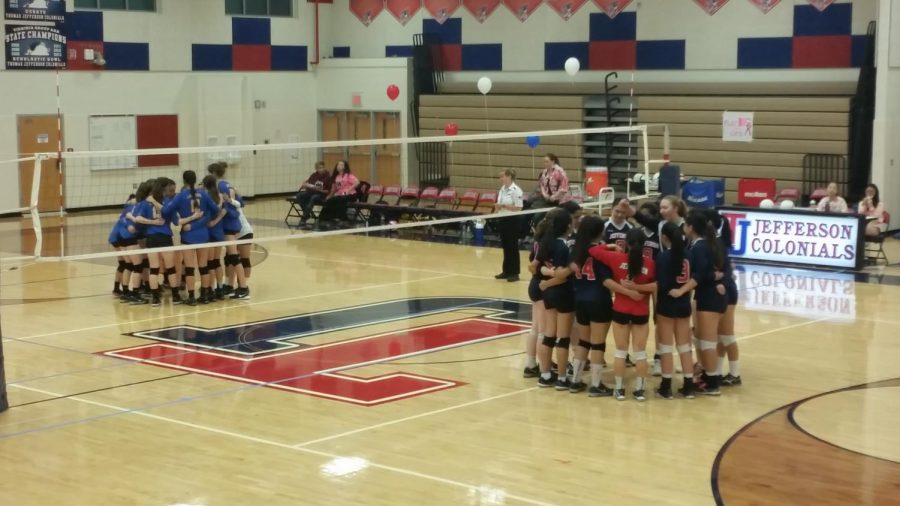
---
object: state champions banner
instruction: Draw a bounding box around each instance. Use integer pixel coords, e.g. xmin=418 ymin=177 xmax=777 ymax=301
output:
xmin=5 ymin=0 xmax=66 ymax=22
xmin=5 ymin=24 xmax=66 ymax=69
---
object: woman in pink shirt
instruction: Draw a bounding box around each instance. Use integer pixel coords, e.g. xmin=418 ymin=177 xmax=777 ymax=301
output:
xmin=858 ymin=184 xmax=887 ymax=237
xmin=320 ymin=160 xmax=360 ymax=224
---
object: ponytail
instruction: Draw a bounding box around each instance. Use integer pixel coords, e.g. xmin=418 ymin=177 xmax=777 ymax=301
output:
xmin=625 ymin=228 xmax=647 ymax=279
xmin=687 ymin=210 xmax=723 ymax=270
xmin=571 ymin=215 xmax=604 ymax=268
xmin=661 ymin=222 xmax=685 ymax=285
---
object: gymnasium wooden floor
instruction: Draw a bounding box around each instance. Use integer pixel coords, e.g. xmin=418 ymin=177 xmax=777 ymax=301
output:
xmin=1 ymin=199 xmax=900 ymax=505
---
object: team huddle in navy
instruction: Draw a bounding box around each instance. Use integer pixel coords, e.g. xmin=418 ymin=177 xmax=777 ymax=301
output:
xmin=524 ymin=196 xmax=742 ymax=401
xmin=108 ymin=162 xmax=253 ymax=307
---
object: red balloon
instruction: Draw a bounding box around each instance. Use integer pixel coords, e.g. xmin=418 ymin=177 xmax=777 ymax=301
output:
xmin=444 ymin=122 xmax=459 ymax=136
xmin=386 ymin=84 xmax=400 ymax=101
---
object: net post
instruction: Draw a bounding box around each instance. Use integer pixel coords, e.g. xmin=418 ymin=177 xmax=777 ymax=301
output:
xmin=31 ymin=155 xmax=46 ymax=259
xmin=0 ymin=262 xmax=7 ymax=413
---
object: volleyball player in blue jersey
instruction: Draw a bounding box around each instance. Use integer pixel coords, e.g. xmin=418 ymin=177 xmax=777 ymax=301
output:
xmin=109 ymin=193 xmax=135 ymax=297
xmin=209 ymin=162 xmax=249 ymax=300
xmin=142 ymin=179 xmax=181 ymax=307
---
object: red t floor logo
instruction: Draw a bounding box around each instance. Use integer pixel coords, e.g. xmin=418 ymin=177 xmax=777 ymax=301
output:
xmin=102 ymin=298 xmax=531 ymax=405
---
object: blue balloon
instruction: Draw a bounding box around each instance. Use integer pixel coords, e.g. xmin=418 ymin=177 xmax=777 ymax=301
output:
xmin=526 ymin=135 xmax=540 ymax=149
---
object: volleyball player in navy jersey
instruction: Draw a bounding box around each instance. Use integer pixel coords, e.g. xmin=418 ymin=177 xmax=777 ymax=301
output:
xmin=654 ymin=222 xmax=695 ymax=399
xmin=524 ymin=218 xmax=550 ymax=378
xmin=163 ymin=170 xmax=219 ymax=306
xmin=637 ymin=203 xmax=662 ymax=261
xmin=108 ymin=193 xmax=136 ymax=297
xmin=535 ymin=210 xmax=575 ymax=389
xmin=209 ymin=163 xmax=249 ymax=299
xmin=671 ymin=210 xmax=727 ymax=395
xmin=706 ymin=210 xmax=741 ymax=386
xmin=140 ymin=179 xmax=181 ymax=307
xmin=602 ymin=203 xmax=632 ymax=249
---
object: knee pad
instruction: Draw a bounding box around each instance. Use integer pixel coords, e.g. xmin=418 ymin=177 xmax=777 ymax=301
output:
xmin=692 ymin=337 xmax=700 ymax=349
xmin=241 ymin=257 xmax=251 ymax=269
xmin=123 ymin=262 xmax=134 ymax=272
xmin=677 ymin=343 xmax=692 ymax=354
xmin=614 ymin=349 xmax=628 ymax=359
xmin=657 ymin=344 xmax=674 ymax=354
xmin=591 ymin=343 xmax=606 ymax=351
xmin=699 ymin=339 xmax=718 ymax=351
xmin=226 ymin=254 xmax=240 ymax=267
xmin=198 ymin=266 xmax=210 ymax=276
xmin=578 ymin=339 xmax=591 ymax=350
xmin=210 ymin=259 xmax=221 ymax=270
xmin=141 ymin=259 xmax=150 ymax=270
xmin=117 ymin=260 xmax=127 ymax=273
xmin=555 ymin=337 xmax=571 ymax=349
xmin=150 ymin=267 xmax=160 ymax=276
xmin=184 ymin=267 xmax=196 ymax=277
xmin=719 ymin=334 xmax=737 ymax=346
xmin=541 ymin=336 xmax=557 ymax=348
xmin=165 ymin=267 xmax=176 ymax=276
xmin=633 ymin=351 xmax=648 ymax=362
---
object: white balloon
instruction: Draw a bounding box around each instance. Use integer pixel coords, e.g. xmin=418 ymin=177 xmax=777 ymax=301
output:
xmin=759 ymin=199 xmax=775 ymax=209
xmin=477 ymin=76 xmax=492 ymax=95
xmin=779 ymin=199 xmax=795 ymax=209
xmin=564 ymin=57 xmax=580 ymax=77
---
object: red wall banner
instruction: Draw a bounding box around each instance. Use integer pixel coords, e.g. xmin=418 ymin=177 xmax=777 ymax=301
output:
xmin=386 ymin=0 xmax=421 ymax=25
xmin=592 ymin=0 xmax=632 ymax=19
xmin=425 ymin=0 xmax=461 ymax=23
xmin=350 ymin=0 xmax=384 ymax=26
xmin=463 ymin=0 xmax=500 ymax=22
xmin=693 ymin=0 xmax=729 ymax=16
xmin=546 ymin=0 xmax=587 ymax=20
xmin=503 ymin=0 xmax=542 ymax=22
xmin=806 ymin=0 xmax=834 ymax=11
xmin=748 ymin=0 xmax=780 ymax=14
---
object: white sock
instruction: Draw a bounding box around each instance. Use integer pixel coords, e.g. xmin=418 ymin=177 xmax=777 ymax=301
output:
xmin=591 ymin=363 xmax=603 ymax=387
xmin=635 ymin=377 xmax=645 ymax=391
xmin=729 ymin=360 xmax=740 ymax=377
xmin=615 ymin=376 xmax=624 ymax=390
xmin=541 ymin=372 xmax=552 ymax=380
xmin=526 ymin=355 xmax=537 ymax=368
xmin=572 ymin=359 xmax=584 ymax=382
xmin=716 ymin=356 xmax=725 ymax=376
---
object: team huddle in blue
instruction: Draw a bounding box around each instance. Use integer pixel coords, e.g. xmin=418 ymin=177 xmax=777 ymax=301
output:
xmin=108 ymin=162 xmax=253 ymax=307
xmin=524 ymin=196 xmax=742 ymax=401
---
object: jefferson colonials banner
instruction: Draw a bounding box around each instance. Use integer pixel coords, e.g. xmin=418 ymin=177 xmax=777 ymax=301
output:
xmin=5 ymin=24 xmax=66 ymax=69
xmin=4 ymin=0 xmax=66 ymax=22
xmin=720 ymin=208 xmax=864 ymax=269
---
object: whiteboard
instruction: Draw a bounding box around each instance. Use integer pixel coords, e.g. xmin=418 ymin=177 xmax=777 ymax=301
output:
xmin=88 ymin=115 xmax=138 ymax=170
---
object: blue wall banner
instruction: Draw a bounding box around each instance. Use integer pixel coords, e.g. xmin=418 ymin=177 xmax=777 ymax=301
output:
xmin=5 ymin=24 xmax=66 ymax=69
xmin=4 ymin=0 xmax=66 ymax=23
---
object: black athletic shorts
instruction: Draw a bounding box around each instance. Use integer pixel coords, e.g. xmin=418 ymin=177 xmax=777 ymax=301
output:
xmin=612 ymin=310 xmax=649 ymax=326
xmin=695 ymin=288 xmax=727 ymax=314
xmin=145 ymin=233 xmax=174 ymax=249
xmin=239 ymin=233 xmax=254 ymax=241
xmin=723 ymin=278 xmax=738 ymax=306
xmin=528 ymin=277 xmax=542 ymax=302
xmin=575 ymin=299 xmax=612 ymax=325
xmin=656 ymin=295 xmax=692 ymax=319
xmin=543 ymin=285 xmax=574 ymax=313
xmin=117 ymin=237 xmax=137 ymax=247
xmin=225 ymin=228 xmax=241 ymax=236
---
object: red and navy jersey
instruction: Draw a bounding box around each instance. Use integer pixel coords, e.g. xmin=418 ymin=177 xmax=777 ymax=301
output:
xmin=655 ymin=249 xmax=690 ymax=298
xmin=687 ymin=238 xmax=721 ymax=301
xmin=642 ymin=228 xmax=661 ymax=260
xmin=572 ymin=253 xmax=613 ymax=304
xmin=588 ymin=246 xmax=656 ymax=316
xmin=529 ymin=242 xmax=542 ymax=280
xmin=543 ymin=238 xmax=572 ymax=288
xmin=602 ymin=219 xmax=632 ymax=250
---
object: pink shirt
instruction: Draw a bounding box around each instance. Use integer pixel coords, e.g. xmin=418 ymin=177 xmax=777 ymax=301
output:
xmin=858 ymin=199 xmax=886 ymax=223
xmin=333 ymin=173 xmax=359 ymax=196
xmin=816 ymin=196 xmax=848 ymax=213
xmin=539 ymin=165 xmax=571 ymax=203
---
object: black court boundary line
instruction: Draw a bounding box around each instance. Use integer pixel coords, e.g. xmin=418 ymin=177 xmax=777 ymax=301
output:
xmin=8 ymin=372 xmax=189 ymax=408
xmin=710 ymin=376 xmax=900 ymax=505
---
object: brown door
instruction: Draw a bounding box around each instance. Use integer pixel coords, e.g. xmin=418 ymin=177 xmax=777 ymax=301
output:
xmin=374 ymin=112 xmax=401 ymax=186
xmin=321 ymin=111 xmax=345 ymax=174
xmin=18 ymin=115 xmax=62 ymax=212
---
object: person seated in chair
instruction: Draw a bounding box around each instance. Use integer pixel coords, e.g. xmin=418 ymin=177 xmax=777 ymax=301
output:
xmin=295 ymin=161 xmax=332 ymax=224
xmin=815 ymin=182 xmax=848 ymax=214
xmin=319 ymin=160 xmax=360 ymax=225
xmin=858 ymin=183 xmax=887 ymax=238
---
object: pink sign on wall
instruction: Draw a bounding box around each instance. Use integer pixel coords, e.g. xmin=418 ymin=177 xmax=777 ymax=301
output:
xmin=546 ymin=0 xmax=587 ymax=20
xmin=748 ymin=0 xmax=780 ymax=14
xmin=503 ymin=0 xmax=542 ymax=22
xmin=350 ymin=0 xmax=384 ymax=25
xmin=806 ymin=0 xmax=834 ymax=11
xmin=425 ymin=0 xmax=461 ymax=23
xmin=463 ymin=0 xmax=501 ymax=22
xmin=591 ymin=0 xmax=632 ymax=19
xmin=693 ymin=0 xmax=729 ymax=15
xmin=386 ymin=0 xmax=421 ymax=25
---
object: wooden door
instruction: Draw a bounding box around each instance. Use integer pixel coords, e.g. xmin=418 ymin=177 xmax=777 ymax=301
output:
xmin=18 ymin=115 xmax=62 ymax=212
xmin=375 ymin=112 xmax=401 ymax=186
xmin=348 ymin=112 xmax=372 ymax=183
xmin=320 ymin=111 xmax=345 ymax=174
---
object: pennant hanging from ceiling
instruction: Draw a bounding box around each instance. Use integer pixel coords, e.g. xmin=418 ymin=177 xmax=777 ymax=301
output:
xmin=546 ymin=0 xmax=588 ymax=20
xmin=748 ymin=0 xmax=780 ymax=14
xmin=503 ymin=0 xmax=542 ymax=22
xmin=693 ymin=0 xmax=729 ymax=15
xmin=386 ymin=0 xmax=421 ymax=24
xmin=350 ymin=0 xmax=385 ymax=25
xmin=806 ymin=0 xmax=834 ymax=11
xmin=592 ymin=0 xmax=632 ymax=18
xmin=425 ymin=0 xmax=461 ymax=23
xmin=464 ymin=0 xmax=501 ymax=22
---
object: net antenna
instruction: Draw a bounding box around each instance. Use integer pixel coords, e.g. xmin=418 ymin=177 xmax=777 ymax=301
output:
xmin=626 ymin=123 xmax=670 ymax=202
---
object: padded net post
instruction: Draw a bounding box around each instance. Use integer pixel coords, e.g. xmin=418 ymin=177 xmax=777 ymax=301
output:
xmin=0 ymin=264 xmax=7 ymax=413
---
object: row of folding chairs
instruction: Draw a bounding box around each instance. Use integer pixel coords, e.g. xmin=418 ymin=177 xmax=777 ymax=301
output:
xmin=364 ymin=185 xmax=497 ymax=215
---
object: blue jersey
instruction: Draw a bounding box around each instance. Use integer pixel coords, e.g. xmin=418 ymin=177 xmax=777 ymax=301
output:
xmin=642 ymin=228 xmax=661 ymax=260
xmin=110 ymin=202 xmax=134 ymax=244
xmin=164 ymin=188 xmax=219 ymax=244
xmin=602 ymin=219 xmax=631 ymax=249
xmin=128 ymin=201 xmax=151 ymax=238
xmin=572 ymin=252 xmax=613 ymax=304
xmin=138 ymin=199 xmax=173 ymax=237
xmin=655 ymin=248 xmax=692 ymax=314
xmin=540 ymin=238 xmax=572 ymax=289
xmin=217 ymin=179 xmax=240 ymax=219
xmin=687 ymin=238 xmax=722 ymax=302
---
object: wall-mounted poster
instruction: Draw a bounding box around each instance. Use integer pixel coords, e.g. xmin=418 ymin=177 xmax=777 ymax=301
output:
xmin=386 ymin=0 xmax=421 ymax=25
xmin=463 ymin=0 xmax=500 ymax=23
xmin=425 ymin=0 xmax=460 ymax=24
xmin=748 ymin=0 xmax=780 ymax=14
xmin=722 ymin=111 xmax=754 ymax=143
xmin=4 ymin=0 xmax=66 ymax=23
xmin=546 ymin=0 xmax=586 ymax=20
xmin=5 ymin=24 xmax=66 ymax=69
xmin=592 ymin=0 xmax=631 ymax=18
xmin=350 ymin=0 xmax=384 ymax=26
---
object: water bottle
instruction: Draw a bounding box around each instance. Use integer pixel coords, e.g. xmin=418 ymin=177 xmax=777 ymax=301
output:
xmin=474 ymin=219 xmax=485 ymax=246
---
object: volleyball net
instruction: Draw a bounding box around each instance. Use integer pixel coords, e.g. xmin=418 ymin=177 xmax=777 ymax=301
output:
xmin=0 ymin=124 xmax=670 ymax=263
